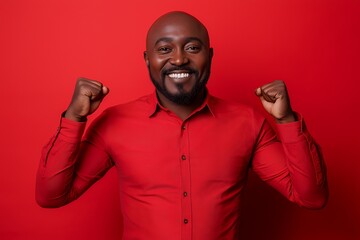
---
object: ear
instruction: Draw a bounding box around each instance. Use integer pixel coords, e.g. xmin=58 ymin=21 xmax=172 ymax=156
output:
xmin=209 ymin=47 xmax=214 ymax=60
xmin=143 ymin=51 xmax=149 ymax=66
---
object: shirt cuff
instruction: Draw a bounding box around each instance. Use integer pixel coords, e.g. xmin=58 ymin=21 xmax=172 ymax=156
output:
xmin=275 ymin=113 xmax=306 ymax=143
xmin=58 ymin=116 xmax=87 ymax=142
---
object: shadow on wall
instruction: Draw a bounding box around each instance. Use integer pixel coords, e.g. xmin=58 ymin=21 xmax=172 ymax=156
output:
xmin=239 ymin=171 xmax=297 ymax=240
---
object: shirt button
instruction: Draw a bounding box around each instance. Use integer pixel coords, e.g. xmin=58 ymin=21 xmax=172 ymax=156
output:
xmin=183 ymin=192 xmax=188 ymax=197
xmin=181 ymin=155 xmax=186 ymax=160
xmin=182 ymin=125 xmax=186 ymax=130
xmin=184 ymin=219 xmax=189 ymax=224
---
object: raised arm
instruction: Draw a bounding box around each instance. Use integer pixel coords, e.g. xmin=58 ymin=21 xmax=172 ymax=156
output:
xmin=35 ymin=78 xmax=113 ymax=208
xmin=252 ymin=80 xmax=328 ymax=209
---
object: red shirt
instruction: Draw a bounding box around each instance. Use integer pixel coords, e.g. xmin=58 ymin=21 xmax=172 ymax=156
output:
xmin=36 ymin=92 xmax=328 ymax=240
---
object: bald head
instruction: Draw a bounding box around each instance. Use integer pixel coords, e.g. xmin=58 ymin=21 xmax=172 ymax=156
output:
xmin=144 ymin=11 xmax=213 ymax=106
xmin=146 ymin=11 xmax=210 ymax=50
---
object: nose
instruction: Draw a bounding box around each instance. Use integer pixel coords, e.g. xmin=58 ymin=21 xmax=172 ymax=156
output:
xmin=169 ymin=49 xmax=189 ymax=66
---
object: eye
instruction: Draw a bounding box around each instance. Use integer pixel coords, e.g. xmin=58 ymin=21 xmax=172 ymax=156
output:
xmin=185 ymin=45 xmax=201 ymax=53
xmin=157 ymin=46 xmax=172 ymax=54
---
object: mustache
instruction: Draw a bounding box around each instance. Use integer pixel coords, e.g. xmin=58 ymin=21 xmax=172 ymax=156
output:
xmin=162 ymin=66 xmax=197 ymax=76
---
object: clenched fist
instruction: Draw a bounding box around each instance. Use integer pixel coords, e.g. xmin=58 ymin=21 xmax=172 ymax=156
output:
xmin=255 ymin=80 xmax=296 ymax=123
xmin=65 ymin=78 xmax=109 ymax=122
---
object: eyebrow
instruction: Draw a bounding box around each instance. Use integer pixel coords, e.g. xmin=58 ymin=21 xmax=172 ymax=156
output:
xmin=155 ymin=37 xmax=204 ymax=46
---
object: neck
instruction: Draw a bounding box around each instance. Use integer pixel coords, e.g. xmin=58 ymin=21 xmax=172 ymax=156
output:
xmin=156 ymin=89 xmax=206 ymax=121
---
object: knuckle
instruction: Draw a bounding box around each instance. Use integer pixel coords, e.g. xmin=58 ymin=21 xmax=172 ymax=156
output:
xmin=77 ymin=77 xmax=87 ymax=84
xmin=76 ymin=79 xmax=87 ymax=88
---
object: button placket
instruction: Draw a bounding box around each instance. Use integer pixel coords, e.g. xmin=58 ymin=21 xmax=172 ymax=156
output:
xmin=179 ymin=121 xmax=192 ymax=239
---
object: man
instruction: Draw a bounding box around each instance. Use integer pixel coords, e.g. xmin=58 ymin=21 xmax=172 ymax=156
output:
xmin=36 ymin=11 xmax=328 ymax=240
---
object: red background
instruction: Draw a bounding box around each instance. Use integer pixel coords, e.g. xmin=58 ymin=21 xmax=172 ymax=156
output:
xmin=1 ymin=0 xmax=359 ymax=239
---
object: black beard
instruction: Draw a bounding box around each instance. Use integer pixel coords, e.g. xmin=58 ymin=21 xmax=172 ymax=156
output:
xmin=148 ymin=67 xmax=210 ymax=105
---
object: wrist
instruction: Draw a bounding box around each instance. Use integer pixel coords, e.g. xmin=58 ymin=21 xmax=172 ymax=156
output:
xmin=64 ymin=110 xmax=87 ymax=122
xmin=275 ymin=112 xmax=297 ymax=124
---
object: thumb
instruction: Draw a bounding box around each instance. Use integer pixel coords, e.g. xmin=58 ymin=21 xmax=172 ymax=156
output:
xmin=88 ymin=86 xmax=109 ymax=115
xmin=90 ymin=85 xmax=109 ymax=103
xmin=255 ymin=87 xmax=262 ymax=96
xmin=102 ymin=86 xmax=110 ymax=96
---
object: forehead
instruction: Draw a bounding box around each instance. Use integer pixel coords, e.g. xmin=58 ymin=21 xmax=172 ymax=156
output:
xmin=146 ymin=13 xmax=209 ymax=47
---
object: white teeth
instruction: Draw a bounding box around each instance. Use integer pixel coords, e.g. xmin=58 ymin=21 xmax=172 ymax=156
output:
xmin=168 ymin=73 xmax=190 ymax=79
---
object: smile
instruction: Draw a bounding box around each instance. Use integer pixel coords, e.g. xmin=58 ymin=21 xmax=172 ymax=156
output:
xmin=168 ymin=73 xmax=190 ymax=79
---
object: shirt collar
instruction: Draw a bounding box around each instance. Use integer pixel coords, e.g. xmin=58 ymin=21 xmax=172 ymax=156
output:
xmin=147 ymin=89 xmax=216 ymax=118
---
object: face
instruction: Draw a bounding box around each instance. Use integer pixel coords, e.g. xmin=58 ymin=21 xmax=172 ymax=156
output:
xmin=144 ymin=12 xmax=213 ymax=105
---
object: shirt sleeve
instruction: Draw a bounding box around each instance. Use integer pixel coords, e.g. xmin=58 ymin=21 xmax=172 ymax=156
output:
xmin=251 ymin=113 xmax=328 ymax=209
xmin=36 ymin=115 xmax=114 ymax=208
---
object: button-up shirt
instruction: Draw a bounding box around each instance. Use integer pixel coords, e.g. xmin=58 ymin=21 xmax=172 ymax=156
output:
xmin=36 ymin=92 xmax=328 ymax=240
